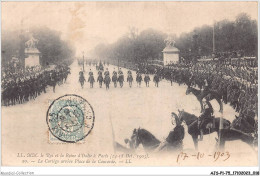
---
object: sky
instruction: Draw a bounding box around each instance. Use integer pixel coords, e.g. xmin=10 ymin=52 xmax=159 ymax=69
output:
xmin=2 ymin=1 xmax=258 ymax=56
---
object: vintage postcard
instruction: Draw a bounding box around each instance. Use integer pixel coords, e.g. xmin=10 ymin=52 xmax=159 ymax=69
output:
xmin=1 ymin=1 xmax=259 ymax=174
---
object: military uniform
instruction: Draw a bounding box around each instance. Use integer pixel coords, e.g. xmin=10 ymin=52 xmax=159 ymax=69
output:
xmin=89 ymin=71 xmax=94 ymax=76
xmin=118 ymin=70 xmax=123 ymax=75
xmin=113 ymin=70 xmax=117 ymax=76
xmin=165 ymin=125 xmax=184 ymax=150
xmin=98 ymin=70 xmax=102 ymax=75
xmin=144 ymin=74 xmax=150 ymax=87
xmin=104 ymin=70 xmax=110 ymax=76
xmin=118 ymin=69 xmax=124 ymax=88
xmin=198 ymin=100 xmax=214 ymax=140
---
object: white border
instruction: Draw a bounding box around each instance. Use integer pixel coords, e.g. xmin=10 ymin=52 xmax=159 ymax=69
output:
xmin=0 ymin=167 xmax=259 ymax=175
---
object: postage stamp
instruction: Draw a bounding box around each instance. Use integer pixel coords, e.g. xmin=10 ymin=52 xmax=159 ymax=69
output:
xmin=46 ymin=94 xmax=95 ymax=143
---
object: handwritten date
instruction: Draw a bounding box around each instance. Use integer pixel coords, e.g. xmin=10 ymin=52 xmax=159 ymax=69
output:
xmin=176 ymin=151 xmax=230 ymax=163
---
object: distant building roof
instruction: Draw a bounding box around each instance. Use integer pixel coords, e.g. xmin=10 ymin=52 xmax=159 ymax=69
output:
xmin=162 ymin=46 xmax=179 ymax=53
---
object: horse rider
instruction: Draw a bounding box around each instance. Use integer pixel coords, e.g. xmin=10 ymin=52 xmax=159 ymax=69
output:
xmin=97 ymin=70 xmax=104 ymax=88
xmin=198 ymin=98 xmax=214 ymax=141
xmin=118 ymin=68 xmax=124 ymax=88
xmin=112 ymin=68 xmax=118 ymax=88
xmin=50 ymin=71 xmax=57 ymax=93
xmin=89 ymin=69 xmax=93 ymax=76
xmin=98 ymin=69 xmax=103 ymax=76
xmin=136 ymin=72 xmax=142 ymax=87
xmin=144 ymin=71 xmax=150 ymax=87
xmin=155 ymin=112 xmax=184 ymax=152
xmin=79 ymin=70 xmax=86 ymax=89
xmin=113 ymin=68 xmax=117 ymax=76
xmin=127 ymin=69 xmax=133 ymax=88
xmin=88 ymin=69 xmax=95 ymax=88
xmin=104 ymin=68 xmax=111 ymax=90
xmin=118 ymin=68 xmax=123 ymax=75
xmin=104 ymin=68 xmax=110 ymax=77
xmin=127 ymin=69 xmax=132 ymax=76
xmin=136 ymin=68 xmax=140 ymax=75
xmin=79 ymin=70 xmax=83 ymax=76
xmin=153 ymin=69 xmax=160 ymax=87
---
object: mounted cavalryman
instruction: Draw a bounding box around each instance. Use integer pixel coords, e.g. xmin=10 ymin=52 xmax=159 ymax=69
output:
xmin=198 ymin=98 xmax=214 ymax=141
xmin=113 ymin=68 xmax=117 ymax=76
xmin=104 ymin=68 xmax=110 ymax=77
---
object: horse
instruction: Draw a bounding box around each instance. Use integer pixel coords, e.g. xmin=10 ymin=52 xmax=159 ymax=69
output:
xmin=176 ymin=110 xmax=257 ymax=150
xmin=227 ymin=115 xmax=257 ymax=149
xmin=127 ymin=74 xmax=133 ymax=88
xmin=114 ymin=141 xmax=135 ymax=154
xmin=118 ymin=75 xmax=124 ymax=88
xmin=130 ymin=128 xmax=160 ymax=152
xmin=104 ymin=75 xmax=111 ymax=90
xmin=112 ymin=74 xmax=118 ymax=88
xmin=97 ymin=75 xmax=103 ymax=88
xmin=88 ymin=75 xmax=95 ymax=88
xmin=130 ymin=128 xmax=184 ymax=152
xmin=186 ymin=86 xmax=223 ymax=113
xmin=175 ymin=110 xmax=230 ymax=150
xmin=136 ymin=74 xmax=142 ymax=87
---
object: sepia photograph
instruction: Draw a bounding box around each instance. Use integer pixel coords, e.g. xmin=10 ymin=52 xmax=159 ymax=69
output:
xmin=1 ymin=1 xmax=259 ymax=175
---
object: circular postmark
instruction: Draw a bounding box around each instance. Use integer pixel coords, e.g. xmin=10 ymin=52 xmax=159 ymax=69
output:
xmin=47 ymin=94 xmax=95 ymax=143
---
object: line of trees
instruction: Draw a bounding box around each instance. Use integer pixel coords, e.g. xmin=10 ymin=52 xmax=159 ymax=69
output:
xmin=92 ymin=13 xmax=257 ymax=65
xmin=93 ymin=27 xmax=166 ymax=65
xmin=2 ymin=26 xmax=75 ymax=70
xmin=176 ymin=13 xmax=258 ymax=60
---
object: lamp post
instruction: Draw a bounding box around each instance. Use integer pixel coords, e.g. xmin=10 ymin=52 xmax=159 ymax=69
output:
xmin=218 ymin=111 xmax=224 ymax=150
xmin=118 ymin=58 xmax=119 ymax=69
xmin=213 ymin=21 xmax=215 ymax=54
xmin=189 ymin=48 xmax=192 ymax=63
xmin=117 ymin=53 xmax=119 ymax=69
xmin=82 ymin=51 xmax=85 ymax=72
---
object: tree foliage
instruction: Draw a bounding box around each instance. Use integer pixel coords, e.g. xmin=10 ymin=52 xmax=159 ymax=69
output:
xmin=93 ymin=28 xmax=166 ymax=64
xmin=2 ymin=27 xmax=75 ymax=68
xmin=31 ymin=27 xmax=75 ymax=66
xmin=93 ymin=13 xmax=257 ymax=64
xmin=175 ymin=13 xmax=257 ymax=58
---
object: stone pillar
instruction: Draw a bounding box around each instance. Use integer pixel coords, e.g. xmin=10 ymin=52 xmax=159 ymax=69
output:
xmin=24 ymin=35 xmax=41 ymax=68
